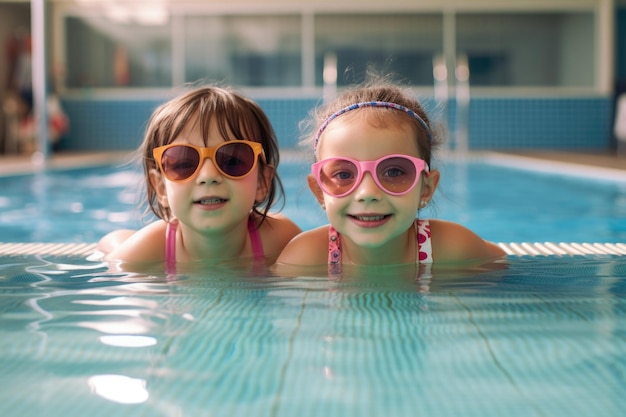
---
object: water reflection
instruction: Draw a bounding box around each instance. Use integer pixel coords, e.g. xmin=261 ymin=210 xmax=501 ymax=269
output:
xmin=99 ymin=335 xmax=157 ymax=348
xmin=0 ymin=255 xmax=625 ymax=416
xmin=88 ymin=374 xmax=149 ymax=404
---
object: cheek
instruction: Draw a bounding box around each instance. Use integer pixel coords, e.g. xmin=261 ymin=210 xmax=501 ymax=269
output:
xmin=322 ymin=196 xmax=347 ymax=215
xmin=163 ymin=182 xmax=189 ymax=206
xmin=246 ymin=171 xmax=263 ymax=192
xmin=237 ymin=174 xmax=263 ymax=202
xmin=160 ymin=185 xmax=175 ymax=207
xmin=399 ymin=192 xmax=421 ymax=213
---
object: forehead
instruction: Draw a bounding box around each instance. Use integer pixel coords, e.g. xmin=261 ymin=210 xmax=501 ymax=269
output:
xmin=170 ymin=114 xmax=235 ymax=146
xmin=317 ymin=110 xmax=420 ymax=159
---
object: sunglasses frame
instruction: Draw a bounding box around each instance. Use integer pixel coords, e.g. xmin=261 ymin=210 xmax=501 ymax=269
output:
xmin=312 ymin=154 xmax=429 ymax=198
xmin=153 ymin=141 xmax=265 ymax=182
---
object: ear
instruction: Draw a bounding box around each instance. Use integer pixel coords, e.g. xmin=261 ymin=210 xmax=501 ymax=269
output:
xmin=420 ymin=169 xmax=440 ymax=203
xmin=307 ymin=174 xmax=326 ymax=206
xmin=255 ymin=164 xmax=274 ymax=202
xmin=149 ymin=168 xmax=170 ymax=208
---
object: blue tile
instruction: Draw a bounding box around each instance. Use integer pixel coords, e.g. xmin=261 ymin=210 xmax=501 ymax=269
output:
xmin=59 ymin=96 xmax=612 ymax=151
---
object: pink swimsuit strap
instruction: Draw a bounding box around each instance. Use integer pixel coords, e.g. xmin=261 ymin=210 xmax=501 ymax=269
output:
xmin=328 ymin=219 xmax=433 ymax=268
xmin=164 ymin=216 xmax=265 ymax=275
xmin=247 ymin=216 xmax=265 ymax=260
xmin=416 ymin=219 xmax=433 ymax=263
xmin=165 ymin=220 xmax=178 ymax=275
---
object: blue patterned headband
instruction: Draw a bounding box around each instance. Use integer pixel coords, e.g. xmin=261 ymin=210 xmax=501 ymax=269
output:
xmin=313 ymin=101 xmax=432 ymax=152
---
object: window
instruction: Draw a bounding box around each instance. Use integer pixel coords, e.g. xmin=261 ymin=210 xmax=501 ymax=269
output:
xmin=184 ymin=14 xmax=301 ymax=87
xmin=456 ymin=12 xmax=595 ymax=87
xmin=314 ymin=13 xmax=443 ymax=86
xmin=62 ymin=9 xmax=596 ymax=90
xmin=65 ymin=15 xmax=171 ymax=88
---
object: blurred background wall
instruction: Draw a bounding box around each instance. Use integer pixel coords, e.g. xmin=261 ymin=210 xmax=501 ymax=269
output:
xmin=1 ymin=0 xmax=625 ymax=153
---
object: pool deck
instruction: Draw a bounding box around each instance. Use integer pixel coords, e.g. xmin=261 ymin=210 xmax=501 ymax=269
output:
xmin=500 ymin=150 xmax=626 ymax=171
xmin=0 ymin=151 xmax=134 ymax=176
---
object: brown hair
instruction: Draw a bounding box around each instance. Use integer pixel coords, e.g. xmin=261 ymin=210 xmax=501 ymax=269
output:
xmin=141 ymin=86 xmax=283 ymax=221
xmin=303 ymin=80 xmax=441 ymax=167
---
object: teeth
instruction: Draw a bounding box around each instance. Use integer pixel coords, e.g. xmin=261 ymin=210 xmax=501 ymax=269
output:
xmin=355 ymin=215 xmax=385 ymax=221
xmin=198 ymin=198 xmax=225 ymax=204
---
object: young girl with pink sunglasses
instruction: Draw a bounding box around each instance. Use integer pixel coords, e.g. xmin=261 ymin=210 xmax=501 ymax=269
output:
xmin=275 ymin=81 xmax=504 ymax=275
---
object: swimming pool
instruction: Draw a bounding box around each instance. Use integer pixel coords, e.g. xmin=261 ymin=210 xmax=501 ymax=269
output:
xmin=1 ymin=254 xmax=625 ymax=416
xmin=1 ymin=153 xmax=625 ymax=243
xmin=1 ymin=154 xmax=625 ymax=417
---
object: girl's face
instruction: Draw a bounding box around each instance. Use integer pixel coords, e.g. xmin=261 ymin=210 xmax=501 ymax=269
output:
xmin=310 ymin=112 xmax=438 ymax=250
xmin=151 ymin=117 xmax=270 ymax=235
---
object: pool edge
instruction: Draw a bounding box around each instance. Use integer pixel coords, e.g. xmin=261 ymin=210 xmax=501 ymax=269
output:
xmin=0 ymin=242 xmax=624 ymax=257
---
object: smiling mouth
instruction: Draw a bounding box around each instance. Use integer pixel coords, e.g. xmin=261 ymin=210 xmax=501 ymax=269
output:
xmin=195 ymin=198 xmax=228 ymax=205
xmin=350 ymin=214 xmax=390 ymax=221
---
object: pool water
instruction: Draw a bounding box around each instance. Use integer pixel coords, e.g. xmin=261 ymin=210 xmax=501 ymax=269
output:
xmin=0 ymin=156 xmax=625 ymax=416
xmin=0 ymin=254 xmax=625 ymax=417
xmin=0 ymin=157 xmax=625 ymax=243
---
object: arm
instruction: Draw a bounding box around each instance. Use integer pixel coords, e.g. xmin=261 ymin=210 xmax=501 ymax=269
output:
xmin=103 ymin=220 xmax=168 ymax=264
xmin=258 ymin=212 xmax=302 ymax=263
xmin=274 ymin=225 xmax=330 ymax=266
xmin=97 ymin=229 xmax=136 ymax=255
xmin=429 ymin=219 xmax=506 ymax=263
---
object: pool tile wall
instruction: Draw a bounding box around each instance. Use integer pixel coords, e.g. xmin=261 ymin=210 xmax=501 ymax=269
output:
xmin=59 ymin=96 xmax=612 ymax=151
xmin=465 ymin=97 xmax=612 ymax=149
xmin=255 ymin=98 xmax=319 ymax=149
xmin=59 ymin=97 xmax=319 ymax=151
xmin=60 ymin=98 xmax=162 ymax=151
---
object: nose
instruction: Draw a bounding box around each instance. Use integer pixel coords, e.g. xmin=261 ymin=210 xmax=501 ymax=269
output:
xmin=353 ymin=171 xmax=383 ymax=202
xmin=196 ymin=157 xmax=223 ymax=184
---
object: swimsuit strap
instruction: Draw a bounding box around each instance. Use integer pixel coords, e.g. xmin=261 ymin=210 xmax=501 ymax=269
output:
xmin=248 ymin=216 xmax=265 ymax=259
xmin=329 ymin=221 xmax=432 ymax=265
xmin=165 ymin=220 xmax=178 ymax=275
xmin=328 ymin=219 xmax=433 ymax=277
xmin=164 ymin=217 xmax=264 ymax=276
xmin=415 ymin=219 xmax=433 ymax=263
xmin=415 ymin=219 xmax=433 ymax=288
xmin=328 ymin=226 xmax=342 ymax=278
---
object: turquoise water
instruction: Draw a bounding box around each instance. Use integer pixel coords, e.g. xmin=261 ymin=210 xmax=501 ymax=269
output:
xmin=0 ymin=254 xmax=625 ymax=416
xmin=0 ymin=158 xmax=625 ymax=243
xmin=1 ymin=158 xmax=626 ymax=416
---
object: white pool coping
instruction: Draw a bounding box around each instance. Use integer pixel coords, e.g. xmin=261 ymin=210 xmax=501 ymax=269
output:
xmin=0 ymin=242 xmax=624 ymax=258
xmin=479 ymin=151 xmax=626 ymax=184
xmin=497 ymin=242 xmax=626 ymax=256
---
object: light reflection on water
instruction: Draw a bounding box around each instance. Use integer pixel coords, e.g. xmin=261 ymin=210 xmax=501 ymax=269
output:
xmin=0 ymin=157 xmax=625 ymax=416
xmin=88 ymin=374 xmax=149 ymax=404
xmin=0 ymin=254 xmax=625 ymax=417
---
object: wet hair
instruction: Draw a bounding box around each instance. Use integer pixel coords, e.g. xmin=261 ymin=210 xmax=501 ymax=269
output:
xmin=141 ymin=85 xmax=284 ymax=222
xmin=302 ymin=80 xmax=441 ymax=167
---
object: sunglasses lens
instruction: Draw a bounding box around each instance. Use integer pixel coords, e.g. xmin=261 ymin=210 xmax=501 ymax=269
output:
xmin=161 ymin=145 xmax=200 ymax=181
xmin=215 ymin=142 xmax=256 ymax=177
xmin=318 ymin=159 xmax=359 ymax=196
xmin=376 ymin=156 xmax=417 ymax=194
xmin=316 ymin=156 xmax=420 ymax=196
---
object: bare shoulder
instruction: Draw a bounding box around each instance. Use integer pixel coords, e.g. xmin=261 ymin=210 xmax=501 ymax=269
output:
xmin=428 ymin=219 xmax=506 ymax=263
xmin=258 ymin=212 xmax=302 ymax=255
xmin=97 ymin=229 xmax=136 ymax=255
xmin=264 ymin=212 xmax=302 ymax=234
xmin=105 ymin=220 xmax=168 ymax=263
xmin=275 ymin=225 xmax=330 ymax=266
